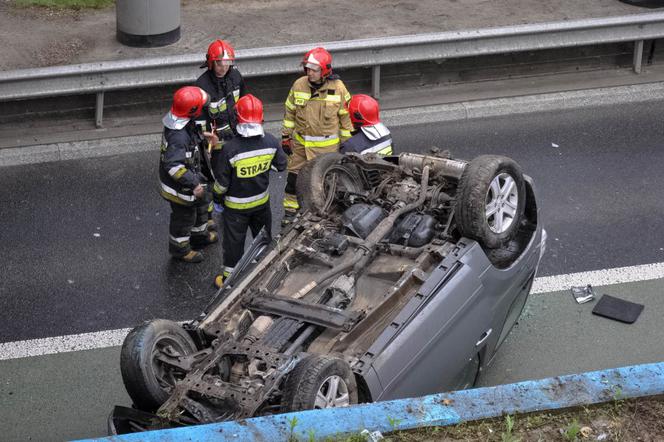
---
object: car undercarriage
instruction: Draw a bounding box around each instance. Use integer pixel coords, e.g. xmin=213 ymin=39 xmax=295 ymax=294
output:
xmin=111 ymin=151 xmax=544 ymax=434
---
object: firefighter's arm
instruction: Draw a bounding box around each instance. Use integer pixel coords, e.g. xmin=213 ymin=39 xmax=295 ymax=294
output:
xmin=272 ymin=136 xmax=289 ymax=172
xmin=338 ymin=83 xmax=353 ymax=142
xmin=211 ymin=148 xmax=231 ymax=204
xmin=282 ymin=88 xmax=296 ymax=140
xmin=239 ymin=74 xmax=248 ymax=97
xmin=162 ymin=137 xmax=199 ymax=189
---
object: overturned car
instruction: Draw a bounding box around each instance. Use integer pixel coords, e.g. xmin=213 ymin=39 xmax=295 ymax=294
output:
xmin=111 ymin=151 xmax=546 ymax=433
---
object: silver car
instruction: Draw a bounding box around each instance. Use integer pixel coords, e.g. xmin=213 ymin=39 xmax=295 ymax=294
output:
xmin=110 ymin=151 xmax=545 ymax=433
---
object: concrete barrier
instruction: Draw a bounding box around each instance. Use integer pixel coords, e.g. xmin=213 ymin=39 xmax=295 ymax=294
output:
xmin=76 ymin=361 xmax=664 ymax=441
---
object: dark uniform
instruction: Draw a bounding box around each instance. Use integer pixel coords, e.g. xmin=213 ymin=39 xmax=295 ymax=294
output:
xmin=339 ymin=123 xmax=394 ymax=156
xmin=159 ymin=121 xmax=212 ymax=258
xmin=212 ymin=133 xmax=288 ymax=278
xmin=195 ymin=67 xmax=247 ymax=143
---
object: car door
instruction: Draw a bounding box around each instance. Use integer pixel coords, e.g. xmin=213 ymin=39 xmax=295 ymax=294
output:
xmin=371 ymin=241 xmax=495 ymax=401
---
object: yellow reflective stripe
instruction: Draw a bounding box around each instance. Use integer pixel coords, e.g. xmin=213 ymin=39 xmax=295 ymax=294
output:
xmin=283 ymin=119 xmax=295 ymax=128
xmin=285 ymin=100 xmax=296 ymax=110
xmin=340 ymin=129 xmax=352 ymax=138
xmin=338 ymin=108 xmax=349 ymax=115
xmin=283 ymin=195 xmax=300 ymax=210
xmin=173 ymin=168 xmax=187 ymax=180
xmin=344 ymin=92 xmax=351 ymax=102
xmin=324 ymin=95 xmax=340 ymax=103
xmin=378 ymin=146 xmax=393 ymax=155
xmin=294 ymin=132 xmax=339 ymax=148
xmin=234 ymin=154 xmax=275 ymax=178
xmin=293 ymin=91 xmax=311 ymax=106
xmin=213 ymin=182 xmax=227 ymax=195
xmin=224 ymin=192 xmax=270 ymax=210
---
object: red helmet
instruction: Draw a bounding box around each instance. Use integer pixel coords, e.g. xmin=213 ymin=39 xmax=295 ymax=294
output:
xmin=171 ymin=86 xmax=209 ymax=119
xmin=235 ymin=94 xmax=264 ymax=124
xmin=302 ymin=47 xmax=332 ymax=78
xmin=204 ymin=39 xmax=235 ymax=69
xmin=348 ymin=94 xmax=381 ymax=126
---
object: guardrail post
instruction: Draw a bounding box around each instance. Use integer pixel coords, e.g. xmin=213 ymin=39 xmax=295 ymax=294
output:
xmin=633 ymin=40 xmax=644 ymax=74
xmin=372 ymin=65 xmax=381 ymax=99
xmin=95 ymin=91 xmax=104 ymax=128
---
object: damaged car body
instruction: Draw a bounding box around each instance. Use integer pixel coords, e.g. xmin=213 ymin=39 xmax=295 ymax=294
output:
xmin=110 ymin=151 xmax=546 ymax=433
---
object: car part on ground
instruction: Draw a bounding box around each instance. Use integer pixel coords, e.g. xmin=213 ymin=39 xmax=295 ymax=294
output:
xmin=112 ymin=151 xmax=545 ymax=433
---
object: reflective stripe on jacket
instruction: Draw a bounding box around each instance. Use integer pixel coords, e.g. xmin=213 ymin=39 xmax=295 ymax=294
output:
xmin=212 ymin=133 xmax=288 ymax=211
xmin=282 ymin=76 xmax=353 ymax=146
xmin=339 ymin=123 xmax=394 ymax=156
xmin=158 ymin=122 xmax=205 ymax=205
xmin=195 ymin=67 xmax=247 ymax=136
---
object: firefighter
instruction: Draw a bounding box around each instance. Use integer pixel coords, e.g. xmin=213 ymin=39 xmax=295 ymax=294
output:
xmin=209 ymin=94 xmax=287 ymax=288
xmin=281 ymin=47 xmax=353 ymax=223
xmin=340 ymin=94 xmax=394 ymax=156
xmin=196 ymin=39 xmax=248 ymax=228
xmin=195 ymin=39 xmax=247 ymax=143
xmin=159 ymin=86 xmax=218 ymax=263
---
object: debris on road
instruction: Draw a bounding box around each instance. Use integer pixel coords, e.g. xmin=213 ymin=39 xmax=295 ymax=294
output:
xmin=571 ymin=284 xmax=595 ymax=304
xmin=592 ymin=294 xmax=644 ymax=324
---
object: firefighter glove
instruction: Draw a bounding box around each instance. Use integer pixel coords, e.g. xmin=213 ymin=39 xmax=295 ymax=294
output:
xmin=282 ymin=136 xmax=293 ymax=156
xmin=213 ymin=202 xmax=225 ymax=214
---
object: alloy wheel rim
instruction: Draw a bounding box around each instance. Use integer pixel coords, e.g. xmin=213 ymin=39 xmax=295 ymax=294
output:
xmin=314 ymin=375 xmax=350 ymax=408
xmin=485 ymin=173 xmax=518 ymax=234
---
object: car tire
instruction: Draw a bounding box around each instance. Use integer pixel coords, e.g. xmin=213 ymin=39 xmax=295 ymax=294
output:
xmin=282 ymin=355 xmax=358 ymax=411
xmin=456 ymin=155 xmax=525 ymax=248
xmin=120 ymin=319 xmax=197 ymax=412
xmin=296 ymin=153 xmax=364 ymax=214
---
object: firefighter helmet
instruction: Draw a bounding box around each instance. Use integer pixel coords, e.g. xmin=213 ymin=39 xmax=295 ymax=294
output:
xmin=171 ymin=86 xmax=210 ymax=119
xmin=204 ymin=39 xmax=235 ymax=69
xmin=348 ymin=94 xmax=381 ymax=127
xmin=235 ymin=94 xmax=264 ymax=124
xmin=302 ymin=47 xmax=333 ymax=78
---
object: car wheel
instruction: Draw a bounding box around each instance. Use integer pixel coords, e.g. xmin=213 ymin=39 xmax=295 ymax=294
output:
xmin=455 ymin=155 xmax=525 ymax=248
xmin=282 ymin=355 xmax=358 ymax=412
xmin=296 ymin=153 xmax=364 ymax=214
xmin=120 ymin=319 xmax=197 ymax=412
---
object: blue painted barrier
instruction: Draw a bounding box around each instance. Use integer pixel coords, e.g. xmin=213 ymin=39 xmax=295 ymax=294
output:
xmin=79 ymin=361 xmax=664 ymax=441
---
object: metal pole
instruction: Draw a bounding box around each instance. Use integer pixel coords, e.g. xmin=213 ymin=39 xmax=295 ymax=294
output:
xmin=372 ymin=65 xmax=381 ymax=99
xmin=633 ymin=40 xmax=644 ymax=74
xmin=95 ymin=91 xmax=104 ymax=128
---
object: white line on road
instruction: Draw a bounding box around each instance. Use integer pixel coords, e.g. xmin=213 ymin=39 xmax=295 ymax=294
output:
xmin=531 ymin=262 xmax=664 ymax=294
xmin=2 ymin=262 xmax=664 ymax=361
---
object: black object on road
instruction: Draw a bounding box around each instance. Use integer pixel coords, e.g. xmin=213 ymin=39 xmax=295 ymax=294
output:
xmin=618 ymin=0 xmax=664 ymax=8
xmin=592 ymin=294 xmax=644 ymax=324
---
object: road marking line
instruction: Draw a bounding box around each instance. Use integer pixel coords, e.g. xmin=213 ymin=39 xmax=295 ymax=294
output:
xmin=531 ymin=262 xmax=664 ymax=294
xmin=0 ymin=328 xmax=132 ymax=361
xmin=2 ymin=262 xmax=664 ymax=361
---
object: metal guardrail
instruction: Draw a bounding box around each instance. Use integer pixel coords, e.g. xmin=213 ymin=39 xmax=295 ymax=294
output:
xmin=1 ymin=12 xmax=664 ymax=128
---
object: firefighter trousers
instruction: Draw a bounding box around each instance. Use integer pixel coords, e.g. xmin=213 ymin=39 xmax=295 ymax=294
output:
xmin=168 ymin=198 xmax=210 ymax=257
xmin=221 ymin=203 xmax=271 ymax=276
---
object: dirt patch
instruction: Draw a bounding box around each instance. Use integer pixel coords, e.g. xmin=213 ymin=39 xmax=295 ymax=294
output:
xmin=385 ymin=396 xmax=664 ymax=442
xmin=0 ymin=0 xmax=644 ymax=71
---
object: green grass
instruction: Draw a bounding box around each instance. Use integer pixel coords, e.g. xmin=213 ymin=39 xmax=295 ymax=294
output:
xmin=13 ymin=0 xmax=114 ymax=9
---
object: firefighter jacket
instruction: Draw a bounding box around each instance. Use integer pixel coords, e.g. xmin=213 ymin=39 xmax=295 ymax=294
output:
xmin=195 ymin=67 xmax=247 ymax=139
xmin=159 ymin=121 xmax=208 ymax=206
xmin=282 ymin=75 xmax=353 ymax=149
xmin=212 ymin=133 xmax=288 ymax=211
xmin=340 ymin=123 xmax=394 ymax=156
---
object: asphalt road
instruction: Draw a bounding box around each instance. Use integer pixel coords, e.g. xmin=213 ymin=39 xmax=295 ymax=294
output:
xmin=1 ymin=98 xmax=664 ymax=440
xmin=2 ymin=99 xmax=664 ymax=342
